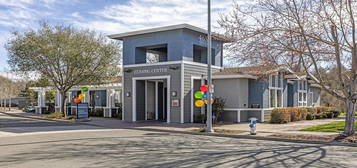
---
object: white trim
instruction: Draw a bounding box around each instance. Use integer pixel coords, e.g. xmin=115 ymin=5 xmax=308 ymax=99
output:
xmin=145 ymin=80 xmax=148 ymax=120
xmin=180 ymin=63 xmax=184 ymax=123
xmin=155 ymin=81 xmax=158 ymax=120
xmin=124 ymin=61 xmax=182 ymax=68
xmin=190 ymin=76 xmax=202 ymax=123
xmin=132 ymin=78 xmax=136 ymax=122
xmin=123 ymin=60 xmax=223 ymax=70
xmin=212 ymin=74 xmax=257 ymax=79
xmin=237 ymin=110 xmax=241 ymax=123
xmin=224 ymin=108 xmax=273 ymax=123
xmin=108 ymin=24 xmax=208 ymax=40
xmin=224 ymin=108 xmax=274 ymax=111
xmin=297 ymin=80 xmax=308 ymax=107
xmin=310 ymin=83 xmax=322 ymax=88
xmin=132 ymin=75 xmax=171 ymax=123
xmin=182 ymin=61 xmax=223 ymax=69
xmin=268 ymin=73 xmax=284 ymax=108
xmin=122 ymin=70 xmax=125 ymax=121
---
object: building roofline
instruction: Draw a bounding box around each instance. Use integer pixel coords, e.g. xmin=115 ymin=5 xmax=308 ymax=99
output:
xmin=108 ymin=23 xmax=234 ymax=42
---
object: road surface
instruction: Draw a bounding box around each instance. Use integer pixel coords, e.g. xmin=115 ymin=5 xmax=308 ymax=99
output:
xmin=0 ymin=112 xmax=356 ymax=168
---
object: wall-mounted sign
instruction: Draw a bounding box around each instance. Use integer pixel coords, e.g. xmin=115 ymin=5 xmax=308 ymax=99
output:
xmin=133 ymin=68 xmax=168 ymax=74
xmin=171 ymin=99 xmax=180 ymax=107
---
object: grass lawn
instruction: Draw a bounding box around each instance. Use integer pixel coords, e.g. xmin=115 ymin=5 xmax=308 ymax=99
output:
xmin=302 ymin=121 xmax=357 ymax=132
xmin=340 ymin=112 xmax=357 ymax=116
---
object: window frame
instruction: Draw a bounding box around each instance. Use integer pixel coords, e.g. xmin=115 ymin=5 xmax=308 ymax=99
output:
xmin=269 ymin=73 xmax=284 ymax=108
xmin=297 ymin=80 xmax=308 ymax=107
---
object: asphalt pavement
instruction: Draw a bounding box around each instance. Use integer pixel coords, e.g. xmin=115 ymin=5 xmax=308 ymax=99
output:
xmin=0 ymin=112 xmax=356 ymax=168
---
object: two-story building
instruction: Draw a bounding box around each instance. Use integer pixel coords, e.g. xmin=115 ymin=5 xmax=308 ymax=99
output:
xmin=109 ymin=24 xmax=321 ymax=123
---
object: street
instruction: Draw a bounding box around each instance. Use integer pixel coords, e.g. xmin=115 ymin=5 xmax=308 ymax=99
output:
xmin=0 ymin=113 xmax=356 ymax=168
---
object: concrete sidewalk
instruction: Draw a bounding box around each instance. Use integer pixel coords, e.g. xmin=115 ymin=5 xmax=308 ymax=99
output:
xmin=1 ymin=110 xmax=342 ymax=137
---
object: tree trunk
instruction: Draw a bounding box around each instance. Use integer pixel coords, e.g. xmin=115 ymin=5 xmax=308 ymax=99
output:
xmin=60 ymin=91 xmax=67 ymax=118
xmin=344 ymin=99 xmax=356 ymax=136
xmin=8 ymin=98 xmax=11 ymax=111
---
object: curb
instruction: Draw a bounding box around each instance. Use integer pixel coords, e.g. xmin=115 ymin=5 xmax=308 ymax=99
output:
xmin=0 ymin=112 xmax=77 ymax=125
xmin=129 ymin=127 xmax=357 ymax=147
xmin=1 ymin=111 xmax=356 ymax=147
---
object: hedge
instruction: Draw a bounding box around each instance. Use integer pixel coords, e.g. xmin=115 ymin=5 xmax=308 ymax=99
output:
xmin=270 ymin=107 xmax=340 ymax=124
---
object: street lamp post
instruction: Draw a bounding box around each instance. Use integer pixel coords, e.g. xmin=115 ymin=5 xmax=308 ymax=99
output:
xmin=206 ymin=0 xmax=214 ymax=133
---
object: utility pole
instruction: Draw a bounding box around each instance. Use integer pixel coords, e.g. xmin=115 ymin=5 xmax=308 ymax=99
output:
xmin=206 ymin=0 xmax=214 ymax=133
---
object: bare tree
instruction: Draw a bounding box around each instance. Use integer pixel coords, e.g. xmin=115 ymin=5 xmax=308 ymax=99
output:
xmin=220 ymin=0 xmax=357 ymax=136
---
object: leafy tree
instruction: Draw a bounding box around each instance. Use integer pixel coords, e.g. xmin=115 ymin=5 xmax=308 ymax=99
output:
xmin=220 ymin=0 xmax=357 ymax=136
xmin=6 ymin=23 xmax=121 ymax=116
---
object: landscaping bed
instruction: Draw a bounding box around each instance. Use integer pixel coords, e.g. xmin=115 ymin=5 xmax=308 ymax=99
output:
xmin=43 ymin=112 xmax=76 ymax=122
xmin=270 ymin=107 xmax=340 ymax=124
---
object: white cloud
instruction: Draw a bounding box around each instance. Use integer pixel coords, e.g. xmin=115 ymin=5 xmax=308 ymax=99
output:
xmin=76 ymin=0 xmax=236 ymax=35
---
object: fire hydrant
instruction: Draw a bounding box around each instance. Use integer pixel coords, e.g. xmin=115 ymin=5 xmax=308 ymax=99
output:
xmin=249 ymin=117 xmax=258 ymax=135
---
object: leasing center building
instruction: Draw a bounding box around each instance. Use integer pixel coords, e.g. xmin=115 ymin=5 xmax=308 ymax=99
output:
xmin=109 ymin=24 xmax=321 ymax=123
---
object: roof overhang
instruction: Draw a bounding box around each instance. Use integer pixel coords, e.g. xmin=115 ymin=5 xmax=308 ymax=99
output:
xmin=213 ymin=74 xmax=258 ymax=80
xmin=108 ymin=23 xmax=234 ymax=43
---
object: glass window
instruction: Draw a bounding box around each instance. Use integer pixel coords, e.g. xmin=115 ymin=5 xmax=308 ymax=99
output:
xmin=270 ymin=89 xmax=283 ymax=108
xmin=270 ymin=90 xmax=276 ymax=108
xmin=277 ymin=90 xmax=282 ymax=107
xmin=271 ymin=75 xmax=276 ymax=87
xmin=89 ymin=90 xmax=107 ymax=107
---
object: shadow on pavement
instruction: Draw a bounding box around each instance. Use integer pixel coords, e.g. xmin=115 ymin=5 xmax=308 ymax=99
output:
xmin=0 ymin=133 xmax=350 ymax=168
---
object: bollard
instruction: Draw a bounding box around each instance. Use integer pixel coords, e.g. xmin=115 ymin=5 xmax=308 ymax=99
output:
xmin=248 ymin=117 xmax=258 ymax=135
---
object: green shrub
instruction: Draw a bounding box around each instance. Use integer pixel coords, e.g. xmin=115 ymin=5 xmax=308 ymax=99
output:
xmin=306 ymin=113 xmax=315 ymax=120
xmin=89 ymin=108 xmax=104 ymax=117
xmin=270 ymin=108 xmax=291 ymax=124
xmin=270 ymin=107 xmax=341 ymax=123
xmin=330 ymin=110 xmax=341 ymax=118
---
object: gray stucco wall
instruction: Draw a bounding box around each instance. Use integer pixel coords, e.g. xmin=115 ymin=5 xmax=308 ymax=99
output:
xmin=213 ymin=78 xmax=249 ymax=108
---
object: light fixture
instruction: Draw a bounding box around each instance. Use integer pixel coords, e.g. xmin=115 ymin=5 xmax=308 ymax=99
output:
xmin=126 ymin=92 xmax=131 ymax=97
xmin=169 ymin=66 xmax=179 ymax=70
xmin=124 ymin=69 xmax=132 ymax=73
xmin=171 ymin=91 xmax=177 ymax=97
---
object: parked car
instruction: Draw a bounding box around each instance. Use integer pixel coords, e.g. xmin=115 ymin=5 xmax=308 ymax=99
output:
xmin=24 ymin=106 xmax=35 ymax=113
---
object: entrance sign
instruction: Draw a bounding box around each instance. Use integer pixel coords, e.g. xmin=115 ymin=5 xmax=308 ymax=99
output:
xmin=77 ymin=103 xmax=89 ymax=119
xmin=134 ymin=68 xmax=168 ymax=74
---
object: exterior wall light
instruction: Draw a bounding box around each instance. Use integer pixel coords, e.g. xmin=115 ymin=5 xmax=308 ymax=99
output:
xmin=169 ymin=66 xmax=179 ymax=70
xmin=124 ymin=69 xmax=132 ymax=73
xmin=171 ymin=91 xmax=177 ymax=97
xmin=126 ymin=92 xmax=131 ymax=97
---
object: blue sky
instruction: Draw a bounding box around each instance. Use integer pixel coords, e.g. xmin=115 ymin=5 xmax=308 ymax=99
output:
xmin=0 ymin=0 xmax=243 ymax=71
